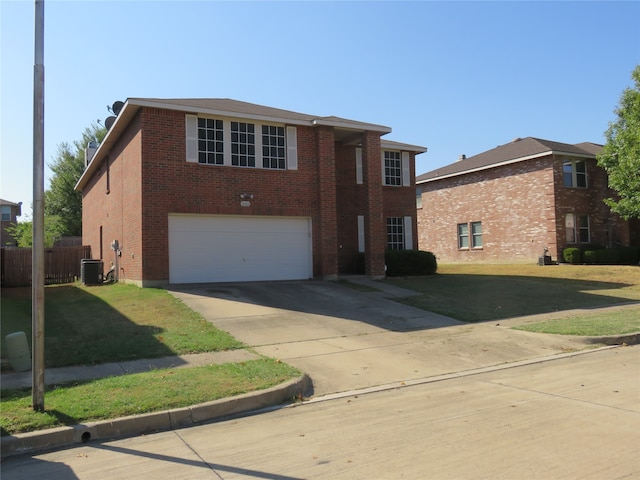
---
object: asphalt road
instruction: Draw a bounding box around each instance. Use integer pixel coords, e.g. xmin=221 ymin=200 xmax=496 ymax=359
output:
xmin=4 ymin=345 xmax=638 ymax=480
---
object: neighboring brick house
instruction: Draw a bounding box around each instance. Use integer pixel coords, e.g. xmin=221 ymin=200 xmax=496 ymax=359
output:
xmin=0 ymin=199 xmax=22 ymax=247
xmin=416 ymin=137 xmax=639 ymax=264
xmin=75 ymin=98 xmax=426 ymax=286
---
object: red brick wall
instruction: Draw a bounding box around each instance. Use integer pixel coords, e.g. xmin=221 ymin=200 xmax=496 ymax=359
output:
xmin=336 ymin=144 xmax=419 ymax=273
xmin=82 ymin=112 xmax=143 ymax=281
xmin=362 ymin=131 xmax=386 ymax=276
xmin=417 ymin=154 xmax=636 ymax=264
xmin=551 ymin=156 xmax=631 ymax=252
xmin=417 ymin=156 xmax=557 ymax=263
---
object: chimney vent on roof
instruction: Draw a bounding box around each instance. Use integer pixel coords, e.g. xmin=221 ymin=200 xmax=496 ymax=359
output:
xmin=85 ymin=141 xmax=98 ymax=168
xmin=458 ymin=154 xmax=466 ymax=161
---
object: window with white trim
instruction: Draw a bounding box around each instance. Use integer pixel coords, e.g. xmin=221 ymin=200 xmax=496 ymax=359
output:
xmin=186 ymin=115 xmax=296 ymax=170
xmin=471 ymin=221 xmax=482 ymax=248
xmin=231 ymin=121 xmax=256 ymax=167
xmin=563 ymin=159 xmax=587 ymax=188
xmin=384 ymin=151 xmax=401 ymax=186
xmin=198 ymin=118 xmax=224 ymax=165
xmin=387 ymin=217 xmax=404 ymax=250
xmin=262 ymin=125 xmax=286 ymax=169
xmin=458 ymin=223 xmax=469 ymax=249
xmin=458 ymin=221 xmax=483 ymax=249
xmin=566 ymin=213 xmax=590 ymax=243
xmin=383 ymin=150 xmax=410 ymax=186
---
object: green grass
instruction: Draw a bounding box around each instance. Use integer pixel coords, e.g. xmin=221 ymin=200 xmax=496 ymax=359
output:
xmin=513 ymin=307 xmax=640 ymax=336
xmin=387 ymin=264 xmax=640 ymax=322
xmin=1 ymin=283 xmax=244 ymax=368
xmin=0 ymin=359 xmax=301 ymax=435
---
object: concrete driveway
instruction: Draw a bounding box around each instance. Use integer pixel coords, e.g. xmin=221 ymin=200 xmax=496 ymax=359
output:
xmin=169 ymin=279 xmax=594 ymax=397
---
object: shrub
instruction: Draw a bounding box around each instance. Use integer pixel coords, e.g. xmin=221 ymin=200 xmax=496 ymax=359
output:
xmin=596 ymin=248 xmax=622 ymax=265
xmin=563 ymin=247 xmax=581 ymax=264
xmin=582 ymin=250 xmax=598 ymax=264
xmin=618 ymin=246 xmax=640 ymax=265
xmin=385 ymin=250 xmax=437 ymax=276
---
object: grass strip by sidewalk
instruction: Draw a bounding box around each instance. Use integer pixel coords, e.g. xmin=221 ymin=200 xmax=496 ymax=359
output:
xmin=512 ymin=307 xmax=640 ymax=336
xmin=0 ymin=358 xmax=301 ymax=436
xmin=1 ymin=283 xmax=244 ymax=368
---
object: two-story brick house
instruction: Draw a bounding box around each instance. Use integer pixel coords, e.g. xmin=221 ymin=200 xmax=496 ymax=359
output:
xmin=75 ymin=98 xmax=426 ymax=285
xmin=0 ymin=199 xmax=22 ymax=247
xmin=416 ymin=137 xmax=639 ymax=263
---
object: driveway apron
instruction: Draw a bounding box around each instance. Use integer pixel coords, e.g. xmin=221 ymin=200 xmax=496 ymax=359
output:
xmin=168 ymin=280 xmax=592 ymax=397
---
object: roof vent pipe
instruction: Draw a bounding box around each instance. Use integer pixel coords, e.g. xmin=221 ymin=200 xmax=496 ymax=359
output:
xmin=458 ymin=154 xmax=466 ymax=161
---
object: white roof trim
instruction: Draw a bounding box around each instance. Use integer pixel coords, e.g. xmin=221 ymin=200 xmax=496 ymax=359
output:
xmin=417 ymin=150 xmax=596 ymax=184
xmin=381 ymin=140 xmax=428 ymax=153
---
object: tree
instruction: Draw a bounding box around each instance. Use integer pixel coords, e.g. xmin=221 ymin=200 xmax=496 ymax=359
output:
xmin=597 ymin=65 xmax=640 ymax=219
xmin=6 ymin=216 xmax=67 ymax=247
xmin=44 ymin=122 xmax=106 ymax=236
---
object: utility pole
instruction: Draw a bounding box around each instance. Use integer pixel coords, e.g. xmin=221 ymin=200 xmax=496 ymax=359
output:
xmin=32 ymin=0 xmax=45 ymax=412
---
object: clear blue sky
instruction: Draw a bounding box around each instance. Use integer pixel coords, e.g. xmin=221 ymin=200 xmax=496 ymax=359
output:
xmin=2 ymin=0 xmax=639 ymax=219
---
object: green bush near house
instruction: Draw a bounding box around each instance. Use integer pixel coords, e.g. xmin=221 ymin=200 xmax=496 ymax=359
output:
xmin=385 ymin=250 xmax=437 ymax=276
xmin=570 ymin=246 xmax=638 ymax=265
xmin=582 ymin=250 xmax=598 ymax=264
xmin=596 ymin=248 xmax=622 ymax=264
xmin=563 ymin=247 xmax=582 ymax=264
xmin=619 ymin=246 xmax=640 ymax=265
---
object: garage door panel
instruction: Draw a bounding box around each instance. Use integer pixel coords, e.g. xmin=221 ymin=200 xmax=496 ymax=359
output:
xmin=169 ymin=215 xmax=312 ymax=283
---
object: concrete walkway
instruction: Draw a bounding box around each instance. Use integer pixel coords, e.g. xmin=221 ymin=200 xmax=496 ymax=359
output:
xmin=1 ymin=350 xmax=259 ymax=391
xmin=2 ymin=278 xmax=638 ymax=458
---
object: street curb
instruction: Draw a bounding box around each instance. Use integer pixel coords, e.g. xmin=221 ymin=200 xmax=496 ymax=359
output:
xmin=0 ymin=374 xmax=312 ymax=460
xmin=582 ymin=332 xmax=639 ymax=346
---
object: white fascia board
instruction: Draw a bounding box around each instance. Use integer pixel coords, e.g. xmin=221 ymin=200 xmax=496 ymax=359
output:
xmin=416 ymin=149 xmax=597 ymax=185
xmin=311 ymin=117 xmax=392 ymax=133
xmin=381 ymin=140 xmax=428 ymax=153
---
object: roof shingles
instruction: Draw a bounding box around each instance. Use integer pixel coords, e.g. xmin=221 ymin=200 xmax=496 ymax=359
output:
xmin=417 ymin=137 xmax=602 ymax=183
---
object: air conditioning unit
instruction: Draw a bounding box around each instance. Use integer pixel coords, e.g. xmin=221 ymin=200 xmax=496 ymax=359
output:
xmin=84 ymin=141 xmax=99 ymax=168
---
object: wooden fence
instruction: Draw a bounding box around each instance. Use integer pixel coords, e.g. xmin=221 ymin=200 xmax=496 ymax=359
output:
xmin=1 ymin=246 xmax=92 ymax=287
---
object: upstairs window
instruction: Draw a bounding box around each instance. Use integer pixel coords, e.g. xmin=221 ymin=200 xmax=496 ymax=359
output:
xmin=197 ymin=118 xmax=224 ymax=165
xmin=563 ymin=159 xmax=587 ymax=188
xmin=262 ymin=125 xmax=286 ymax=169
xmin=383 ymin=150 xmax=411 ymax=186
xmin=186 ymin=115 xmax=297 ymax=170
xmin=384 ymin=151 xmax=402 ymax=186
xmin=1 ymin=205 xmax=11 ymax=222
xmin=231 ymin=122 xmax=256 ymax=167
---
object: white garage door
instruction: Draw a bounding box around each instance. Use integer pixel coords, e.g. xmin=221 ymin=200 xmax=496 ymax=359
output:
xmin=168 ymin=215 xmax=312 ymax=283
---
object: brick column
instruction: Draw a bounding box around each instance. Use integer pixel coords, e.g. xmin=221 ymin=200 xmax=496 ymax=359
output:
xmin=362 ymin=131 xmax=386 ymax=278
xmin=316 ymin=126 xmax=338 ymax=279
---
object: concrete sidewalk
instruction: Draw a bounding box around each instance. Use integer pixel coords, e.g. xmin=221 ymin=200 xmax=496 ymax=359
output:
xmin=0 ymin=350 xmax=259 ymax=391
xmin=2 ymin=278 xmax=638 ymax=458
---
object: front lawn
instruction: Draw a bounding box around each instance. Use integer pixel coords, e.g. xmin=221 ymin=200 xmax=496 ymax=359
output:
xmin=1 ymin=283 xmax=302 ymax=436
xmin=1 ymin=283 xmax=244 ymax=368
xmin=385 ymin=264 xmax=640 ymax=322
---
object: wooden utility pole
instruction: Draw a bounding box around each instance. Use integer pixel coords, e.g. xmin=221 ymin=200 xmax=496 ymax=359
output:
xmin=32 ymin=0 xmax=45 ymax=412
